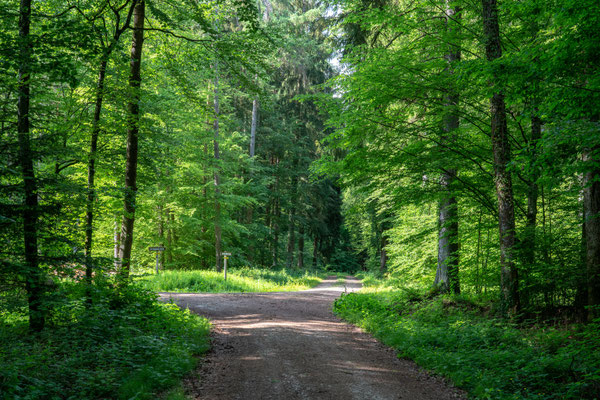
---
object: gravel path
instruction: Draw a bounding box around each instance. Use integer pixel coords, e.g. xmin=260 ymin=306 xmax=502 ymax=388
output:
xmin=160 ymin=276 xmax=465 ymax=400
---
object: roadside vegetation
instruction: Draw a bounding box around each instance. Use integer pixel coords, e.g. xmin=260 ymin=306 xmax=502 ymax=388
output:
xmin=0 ymin=283 xmax=210 ymax=400
xmin=137 ymin=267 xmax=325 ymax=293
xmin=334 ymin=273 xmax=600 ymax=400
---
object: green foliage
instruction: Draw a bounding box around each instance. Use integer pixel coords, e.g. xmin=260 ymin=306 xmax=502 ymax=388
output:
xmin=137 ymin=266 xmax=324 ymax=292
xmin=334 ymin=288 xmax=600 ymax=399
xmin=0 ymin=284 xmax=210 ymax=400
xmin=317 ymin=0 xmax=600 ymax=320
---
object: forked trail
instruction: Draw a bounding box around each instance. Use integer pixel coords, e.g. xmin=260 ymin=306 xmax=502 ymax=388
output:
xmin=161 ymin=277 xmax=465 ymax=400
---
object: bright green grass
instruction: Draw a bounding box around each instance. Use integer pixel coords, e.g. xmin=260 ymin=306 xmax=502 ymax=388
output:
xmin=137 ymin=267 xmax=324 ymax=293
xmin=334 ymin=286 xmax=600 ymax=400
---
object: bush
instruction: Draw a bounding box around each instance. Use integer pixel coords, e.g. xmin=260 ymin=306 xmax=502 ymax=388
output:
xmin=0 ymin=283 xmax=210 ymax=400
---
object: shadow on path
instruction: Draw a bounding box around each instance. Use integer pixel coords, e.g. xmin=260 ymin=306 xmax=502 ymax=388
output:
xmin=161 ymin=276 xmax=465 ymax=400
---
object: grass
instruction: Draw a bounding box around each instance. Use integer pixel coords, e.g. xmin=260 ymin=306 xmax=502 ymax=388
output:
xmin=333 ymin=283 xmax=600 ymax=399
xmin=0 ymin=284 xmax=210 ymax=400
xmin=137 ymin=266 xmax=325 ymax=293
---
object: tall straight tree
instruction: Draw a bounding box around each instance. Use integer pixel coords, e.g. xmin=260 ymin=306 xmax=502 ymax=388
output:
xmin=523 ymin=111 xmax=541 ymax=267
xmin=84 ymin=0 xmax=137 ymax=286
xmin=213 ymin=60 xmax=223 ymax=272
xmin=481 ymin=0 xmax=519 ymax=314
xmin=250 ymin=94 xmax=258 ymax=157
xmin=286 ymin=174 xmax=297 ymax=268
xmin=434 ymin=0 xmax=461 ymax=294
xmin=583 ymin=144 xmax=600 ymax=320
xmin=118 ymin=0 xmax=145 ymax=282
xmin=17 ymin=0 xmax=44 ymax=331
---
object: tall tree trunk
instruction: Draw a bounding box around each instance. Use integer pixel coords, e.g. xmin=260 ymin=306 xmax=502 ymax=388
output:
xmin=583 ymin=145 xmax=600 ymax=321
xmin=250 ymin=96 xmax=258 ymax=157
xmin=84 ymin=59 xmax=107 ymax=285
xmin=524 ymin=113 xmax=541 ymax=264
xmin=245 ymin=84 xmax=258 ymax=240
xmin=286 ymin=207 xmax=295 ymax=268
xmin=475 ymin=208 xmax=483 ymax=294
xmin=286 ymin=176 xmax=297 ymax=268
xmin=521 ymin=112 xmax=541 ymax=309
xmin=435 ymin=0 xmax=461 ymax=295
xmin=272 ymin=196 xmax=280 ymax=267
xmin=213 ymin=61 xmax=222 ymax=272
xmin=167 ymin=209 xmax=174 ymax=263
xmin=380 ymin=234 xmax=388 ymax=273
xmin=297 ymin=224 xmax=304 ymax=268
xmin=158 ymin=204 xmax=165 ymax=270
xmin=113 ymin=216 xmax=121 ymax=268
xmin=312 ymin=236 xmax=319 ymax=268
xmin=18 ymin=0 xmax=44 ymax=331
xmin=574 ymin=178 xmax=588 ymax=318
xmin=482 ymin=0 xmax=519 ymax=315
xmin=436 ymin=179 xmax=460 ymax=294
xmin=84 ymin=2 xmax=136 ymax=285
xmin=118 ymin=0 xmax=145 ymax=282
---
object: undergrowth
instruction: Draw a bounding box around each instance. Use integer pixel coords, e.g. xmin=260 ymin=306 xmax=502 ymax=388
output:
xmin=0 ymin=284 xmax=210 ymax=400
xmin=333 ymin=287 xmax=600 ymax=399
xmin=137 ymin=266 xmax=324 ymax=292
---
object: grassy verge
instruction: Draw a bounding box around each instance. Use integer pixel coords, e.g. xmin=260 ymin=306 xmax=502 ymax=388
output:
xmin=137 ymin=266 xmax=326 ymax=293
xmin=0 ymin=285 xmax=210 ymax=400
xmin=333 ymin=286 xmax=600 ymax=399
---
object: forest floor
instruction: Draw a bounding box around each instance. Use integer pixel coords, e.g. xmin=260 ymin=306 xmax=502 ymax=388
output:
xmin=160 ymin=276 xmax=465 ymax=400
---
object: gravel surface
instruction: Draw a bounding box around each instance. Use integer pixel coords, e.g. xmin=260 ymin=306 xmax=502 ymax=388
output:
xmin=160 ymin=276 xmax=466 ymax=400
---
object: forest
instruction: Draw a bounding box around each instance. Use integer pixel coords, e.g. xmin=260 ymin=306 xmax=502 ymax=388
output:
xmin=1 ymin=0 xmax=599 ymax=398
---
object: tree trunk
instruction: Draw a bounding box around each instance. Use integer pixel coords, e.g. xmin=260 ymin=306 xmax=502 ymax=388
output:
xmin=434 ymin=0 xmax=461 ymax=295
xmin=245 ymin=85 xmax=258 ymax=236
xmin=113 ymin=216 xmax=120 ymax=268
xmin=574 ymin=180 xmax=588 ymax=318
xmin=213 ymin=61 xmax=222 ymax=272
xmin=84 ymin=2 xmax=136 ymax=285
xmin=18 ymin=0 xmax=44 ymax=332
xmin=286 ymin=176 xmax=297 ymax=268
xmin=84 ymin=59 xmax=107 ymax=285
xmin=583 ymin=145 xmax=600 ymax=321
xmin=272 ymin=196 xmax=280 ymax=267
xmin=201 ymin=97 xmax=210 ymax=269
xmin=435 ymin=191 xmax=459 ymax=293
xmin=482 ymin=0 xmax=519 ymax=315
xmin=167 ymin=209 xmax=174 ymax=263
xmin=312 ymin=236 xmax=319 ymax=268
xmin=297 ymin=224 xmax=304 ymax=268
xmin=521 ymin=112 xmax=541 ymax=309
xmin=475 ymin=208 xmax=483 ymax=294
xmin=379 ymin=234 xmax=388 ymax=273
xmin=524 ymin=113 xmax=541 ymax=265
xmin=250 ymin=97 xmax=258 ymax=157
xmin=118 ymin=0 xmax=145 ymax=282
xmin=286 ymin=207 xmax=296 ymax=268
xmin=158 ymin=204 xmax=165 ymax=270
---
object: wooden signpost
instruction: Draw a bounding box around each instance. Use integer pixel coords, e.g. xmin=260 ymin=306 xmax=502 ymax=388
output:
xmin=223 ymin=252 xmax=231 ymax=280
xmin=149 ymin=245 xmax=165 ymax=274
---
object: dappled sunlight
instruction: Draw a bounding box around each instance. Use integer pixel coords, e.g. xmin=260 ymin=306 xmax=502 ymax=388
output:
xmin=163 ymin=276 xmax=465 ymax=399
xmin=327 ymin=360 xmax=399 ymax=375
